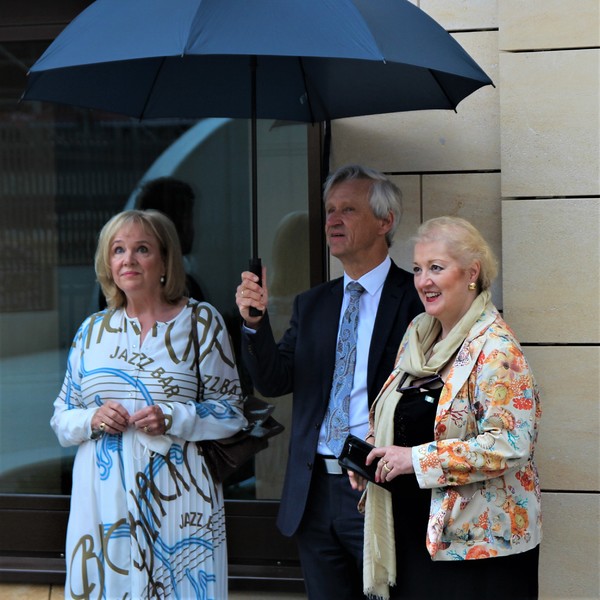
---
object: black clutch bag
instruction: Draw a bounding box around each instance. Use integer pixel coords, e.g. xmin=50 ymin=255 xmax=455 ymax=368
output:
xmin=338 ymin=434 xmax=394 ymax=490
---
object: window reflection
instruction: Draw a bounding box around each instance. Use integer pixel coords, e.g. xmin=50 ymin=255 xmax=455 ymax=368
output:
xmin=0 ymin=41 xmax=310 ymax=501
xmin=254 ymin=210 xmax=309 ymax=499
xmin=0 ymin=42 xmax=195 ymax=495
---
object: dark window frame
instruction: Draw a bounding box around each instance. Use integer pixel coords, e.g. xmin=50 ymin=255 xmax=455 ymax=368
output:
xmin=0 ymin=1 xmax=327 ymax=588
xmin=0 ymin=495 xmax=307 ymax=590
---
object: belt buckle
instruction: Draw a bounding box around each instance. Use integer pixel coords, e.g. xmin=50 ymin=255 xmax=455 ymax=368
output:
xmin=321 ymin=456 xmax=343 ymax=475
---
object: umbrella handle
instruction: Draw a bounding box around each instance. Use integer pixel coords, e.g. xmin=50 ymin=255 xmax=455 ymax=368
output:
xmin=248 ymin=257 xmax=263 ymax=317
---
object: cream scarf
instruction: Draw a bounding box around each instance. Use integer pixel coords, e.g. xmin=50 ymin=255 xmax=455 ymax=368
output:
xmin=363 ymin=291 xmax=491 ymax=599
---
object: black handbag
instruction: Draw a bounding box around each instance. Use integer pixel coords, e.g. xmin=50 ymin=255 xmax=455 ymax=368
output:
xmin=190 ymin=304 xmax=284 ymax=483
xmin=338 ymin=434 xmax=395 ymax=491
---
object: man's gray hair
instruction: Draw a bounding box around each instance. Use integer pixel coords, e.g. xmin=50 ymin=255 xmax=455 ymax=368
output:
xmin=323 ymin=164 xmax=402 ymax=247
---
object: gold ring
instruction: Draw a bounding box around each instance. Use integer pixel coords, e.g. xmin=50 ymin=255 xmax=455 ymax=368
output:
xmin=144 ymin=426 xmax=149 ymax=433
xmin=99 ymin=422 xmax=105 ymax=431
xmin=383 ymin=462 xmax=392 ymax=473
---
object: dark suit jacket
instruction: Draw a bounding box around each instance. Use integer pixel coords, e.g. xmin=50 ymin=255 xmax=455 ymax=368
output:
xmin=241 ymin=261 xmax=423 ymax=537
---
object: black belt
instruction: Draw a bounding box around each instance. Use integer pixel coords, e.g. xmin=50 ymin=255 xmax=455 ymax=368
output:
xmin=315 ymin=454 xmax=344 ymax=475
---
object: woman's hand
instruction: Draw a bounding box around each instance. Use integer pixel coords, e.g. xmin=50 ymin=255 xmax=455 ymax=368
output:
xmin=130 ymin=404 xmax=168 ymax=436
xmin=91 ymin=400 xmax=129 ymax=434
xmin=236 ymin=267 xmax=268 ymax=328
xmin=366 ymin=444 xmax=414 ymax=484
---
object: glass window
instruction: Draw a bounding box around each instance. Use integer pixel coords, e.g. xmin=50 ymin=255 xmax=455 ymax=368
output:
xmin=0 ymin=40 xmax=310 ymax=502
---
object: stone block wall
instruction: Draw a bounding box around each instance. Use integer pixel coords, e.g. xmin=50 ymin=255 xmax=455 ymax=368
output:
xmin=330 ymin=1 xmax=599 ymax=597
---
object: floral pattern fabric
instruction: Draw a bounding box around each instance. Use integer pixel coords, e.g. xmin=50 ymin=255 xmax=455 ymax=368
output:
xmin=389 ymin=307 xmax=542 ymax=561
xmin=51 ymin=301 xmax=245 ymax=599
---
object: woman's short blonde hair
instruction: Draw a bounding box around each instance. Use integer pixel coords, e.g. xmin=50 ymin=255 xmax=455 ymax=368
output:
xmin=414 ymin=216 xmax=498 ymax=292
xmin=95 ymin=209 xmax=187 ymax=308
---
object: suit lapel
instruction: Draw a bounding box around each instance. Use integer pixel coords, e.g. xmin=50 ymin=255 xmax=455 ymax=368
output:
xmin=319 ymin=279 xmax=344 ymax=403
xmin=367 ymin=264 xmax=405 ymax=395
xmin=442 ymin=309 xmax=498 ymax=406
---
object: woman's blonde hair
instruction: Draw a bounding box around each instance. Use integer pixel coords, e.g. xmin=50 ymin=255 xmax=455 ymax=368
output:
xmin=414 ymin=216 xmax=498 ymax=292
xmin=95 ymin=209 xmax=186 ymax=308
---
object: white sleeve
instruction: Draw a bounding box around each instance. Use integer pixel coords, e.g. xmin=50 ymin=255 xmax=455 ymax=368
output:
xmin=50 ymin=318 xmax=99 ymax=446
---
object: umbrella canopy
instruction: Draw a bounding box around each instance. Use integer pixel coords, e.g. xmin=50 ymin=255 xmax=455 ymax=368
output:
xmin=22 ymin=0 xmax=493 ymax=269
xmin=23 ymin=0 xmax=492 ymax=121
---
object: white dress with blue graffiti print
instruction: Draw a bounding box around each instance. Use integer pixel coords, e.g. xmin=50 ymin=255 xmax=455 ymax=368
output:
xmin=51 ymin=301 xmax=246 ymax=600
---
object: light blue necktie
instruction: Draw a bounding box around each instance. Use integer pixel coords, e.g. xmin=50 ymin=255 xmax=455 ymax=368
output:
xmin=324 ymin=281 xmax=365 ymax=457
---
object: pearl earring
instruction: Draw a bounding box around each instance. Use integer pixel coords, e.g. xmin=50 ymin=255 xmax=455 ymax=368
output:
xmin=160 ymin=275 xmax=166 ymax=285
xmin=468 ymin=282 xmax=477 ymax=291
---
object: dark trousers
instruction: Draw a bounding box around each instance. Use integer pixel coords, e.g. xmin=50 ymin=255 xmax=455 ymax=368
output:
xmin=389 ymin=476 xmax=540 ymax=600
xmin=389 ymin=544 xmax=540 ymax=600
xmin=294 ymin=461 xmax=366 ymax=600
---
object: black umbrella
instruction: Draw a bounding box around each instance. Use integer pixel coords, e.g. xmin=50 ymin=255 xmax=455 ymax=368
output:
xmin=22 ymin=0 xmax=493 ymax=295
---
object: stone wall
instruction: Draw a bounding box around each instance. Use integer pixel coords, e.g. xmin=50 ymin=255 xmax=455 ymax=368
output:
xmin=330 ymin=1 xmax=599 ymax=598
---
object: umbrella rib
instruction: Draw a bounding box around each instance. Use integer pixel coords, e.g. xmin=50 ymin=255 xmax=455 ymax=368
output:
xmin=428 ymin=68 xmax=458 ymax=113
xmin=297 ymin=57 xmax=316 ymax=123
xmin=138 ymin=57 xmax=167 ymax=119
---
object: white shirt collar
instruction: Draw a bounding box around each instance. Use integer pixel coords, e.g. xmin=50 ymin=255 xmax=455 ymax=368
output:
xmin=343 ymin=255 xmax=391 ymax=297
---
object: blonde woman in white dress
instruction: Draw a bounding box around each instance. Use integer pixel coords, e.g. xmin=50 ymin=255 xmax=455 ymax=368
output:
xmin=52 ymin=209 xmax=246 ymax=599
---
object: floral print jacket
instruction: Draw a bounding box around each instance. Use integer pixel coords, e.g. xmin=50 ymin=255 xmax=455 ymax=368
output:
xmin=401 ymin=306 xmax=542 ymax=560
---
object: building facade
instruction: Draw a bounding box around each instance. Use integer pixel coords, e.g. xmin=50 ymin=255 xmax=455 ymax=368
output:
xmin=330 ymin=3 xmax=599 ymax=598
xmin=1 ymin=1 xmax=598 ymax=598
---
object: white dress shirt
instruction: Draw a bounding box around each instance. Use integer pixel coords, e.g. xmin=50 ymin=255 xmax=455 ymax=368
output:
xmin=317 ymin=256 xmax=392 ymax=456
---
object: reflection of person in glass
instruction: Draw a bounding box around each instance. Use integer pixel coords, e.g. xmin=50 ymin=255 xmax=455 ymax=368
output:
xmin=354 ymin=217 xmax=542 ymax=599
xmin=136 ymin=176 xmax=205 ymax=301
xmin=51 ymin=209 xmax=245 ymax=599
xmin=255 ymin=211 xmax=309 ymax=498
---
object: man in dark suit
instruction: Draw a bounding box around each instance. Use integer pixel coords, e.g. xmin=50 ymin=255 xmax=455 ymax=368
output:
xmin=236 ymin=164 xmax=422 ymax=599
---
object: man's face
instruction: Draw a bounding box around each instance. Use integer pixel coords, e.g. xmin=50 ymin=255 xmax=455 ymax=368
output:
xmin=325 ymin=179 xmax=391 ymax=265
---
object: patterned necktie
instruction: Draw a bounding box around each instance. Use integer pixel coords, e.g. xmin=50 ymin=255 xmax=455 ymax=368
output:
xmin=324 ymin=281 xmax=365 ymax=457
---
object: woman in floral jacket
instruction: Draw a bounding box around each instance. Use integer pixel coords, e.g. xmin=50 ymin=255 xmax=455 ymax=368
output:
xmin=354 ymin=217 xmax=542 ymax=600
